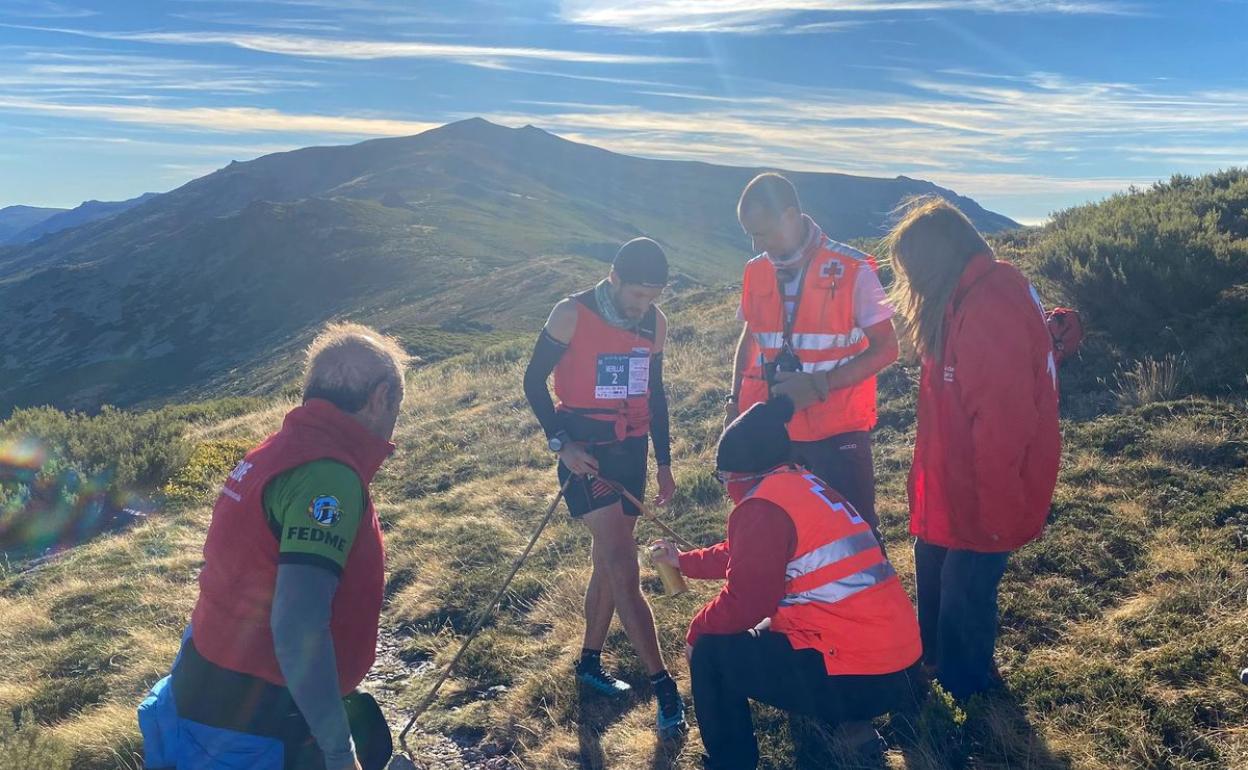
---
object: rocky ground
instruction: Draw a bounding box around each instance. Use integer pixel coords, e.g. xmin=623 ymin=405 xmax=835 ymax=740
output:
xmin=367 ymin=630 xmax=518 ymax=770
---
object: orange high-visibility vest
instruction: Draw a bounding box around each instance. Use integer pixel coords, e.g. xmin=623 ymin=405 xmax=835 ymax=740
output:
xmin=749 ymin=468 xmax=921 ymax=676
xmin=553 ymin=288 xmax=657 ymax=442
xmin=739 ymin=238 xmax=878 ymax=441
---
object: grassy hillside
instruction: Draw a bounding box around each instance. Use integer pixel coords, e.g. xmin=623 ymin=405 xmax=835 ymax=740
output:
xmin=0 ymin=119 xmax=1016 ymax=416
xmin=1 ymin=172 xmax=1246 ymax=770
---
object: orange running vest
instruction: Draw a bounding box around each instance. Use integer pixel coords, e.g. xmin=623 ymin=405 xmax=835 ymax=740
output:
xmin=191 ymin=399 xmax=393 ymax=695
xmin=739 ymin=238 xmax=878 ymax=441
xmin=749 ymin=468 xmax=922 ymax=676
xmin=553 ymin=289 xmax=657 ymax=441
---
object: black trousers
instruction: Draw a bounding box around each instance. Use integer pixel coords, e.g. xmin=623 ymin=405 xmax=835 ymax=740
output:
xmin=690 ymin=631 xmax=917 ymax=770
xmin=791 ymin=430 xmax=880 ymax=542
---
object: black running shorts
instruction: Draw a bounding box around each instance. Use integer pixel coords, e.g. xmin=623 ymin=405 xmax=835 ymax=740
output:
xmin=557 ymin=435 xmax=648 ymax=518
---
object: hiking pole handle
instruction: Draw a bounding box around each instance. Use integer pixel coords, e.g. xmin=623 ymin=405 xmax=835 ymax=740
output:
xmin=398 ymin=476 xmax=572 ymax=763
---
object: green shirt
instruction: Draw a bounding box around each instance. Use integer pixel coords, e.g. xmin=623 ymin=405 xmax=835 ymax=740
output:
xmin=264 ymin=459 xmax=365 ymax=576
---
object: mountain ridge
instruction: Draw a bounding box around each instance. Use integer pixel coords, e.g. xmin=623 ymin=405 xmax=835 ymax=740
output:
xmin=3 ymin=193 xmax=159 ymax=245
xmin=0 ymin=118 xmax=1020 ymax=415
xmin=0 ymin=204 xmax=65 ymax=243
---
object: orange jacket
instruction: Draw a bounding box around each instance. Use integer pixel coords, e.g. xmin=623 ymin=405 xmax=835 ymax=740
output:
xmin=739 ymin=237 xmax=878 ymax=441
xmin=754 ymin=468 xmax=922 ymax=675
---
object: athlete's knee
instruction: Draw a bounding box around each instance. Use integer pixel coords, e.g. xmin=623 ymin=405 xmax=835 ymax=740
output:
xmin=598 ymin=546 xmax=639 ymax=579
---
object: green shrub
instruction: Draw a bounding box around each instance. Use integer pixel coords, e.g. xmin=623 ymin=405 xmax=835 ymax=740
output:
xmin=161 ymin=438 xmax=252 ymax=503
xmin=1 ymin=406 xmax=189 ymax=492
xmin=1027 ymin=170 xmax=1248 ymax=396
xmin=0 ymin=398 xmax=266 ymax=557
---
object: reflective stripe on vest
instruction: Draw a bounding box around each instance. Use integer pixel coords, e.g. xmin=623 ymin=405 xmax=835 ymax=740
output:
xmin=802 ymin=358 xmax=858 ymax=373
xmin=784 ymin=529 xmax=879 ymax=581
xmin=744 ymin=469 xmax=892 ymax=609
xmin=780 ymin=561 xmax=897 ymax=607
xmin=753 ymin=329 xmax=866 ymax=352
xmin=744 ymin=467 xmax=922 ymax=675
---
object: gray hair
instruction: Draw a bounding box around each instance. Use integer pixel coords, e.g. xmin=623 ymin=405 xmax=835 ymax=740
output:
xmin=302 ymin=323 xmax=409 ymax=412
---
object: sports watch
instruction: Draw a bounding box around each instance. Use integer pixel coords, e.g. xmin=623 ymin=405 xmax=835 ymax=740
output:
xmin=548 ymin=430 xmax=572 ymax=453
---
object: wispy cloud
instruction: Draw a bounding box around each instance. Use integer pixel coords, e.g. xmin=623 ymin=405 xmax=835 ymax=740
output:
xmin=33 ymin=134 xmax=308 ymax=159
xmin=167 ymin=0 xmax=435 ymax=12
xmin=0 ymin=96 xmax=436 ymax=136
xmin=169 ymin=10 xmax=346 ymax=34
xmin=443 ymin=60 xmax=692 ymax=90
xmin=11 ymin=24 xmax=697 ymax=67
xmin=470 ymin=68 xmax=1246 ymax=204
xmin=0 ymin=1 xmax=95 ymax=20
xmin=1 ymin=50 xmax=318 ymax=97
xmin=560 ymin=0 xmax=1134 ymax=32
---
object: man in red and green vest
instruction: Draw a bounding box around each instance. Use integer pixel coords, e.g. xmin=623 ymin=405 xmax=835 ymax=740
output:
xmin=139 ymin=323 xmax=408 ymax=770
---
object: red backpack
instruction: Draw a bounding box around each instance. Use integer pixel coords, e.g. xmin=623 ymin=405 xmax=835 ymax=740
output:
xmin=1046 ymin=307 xmax=1083 ymax=365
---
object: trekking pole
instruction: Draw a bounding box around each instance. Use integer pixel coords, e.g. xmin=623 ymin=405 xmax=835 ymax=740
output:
xmin=595 ymin=476 xmax=696 ymax=550
xmin=397 ymin=476 xmax=572 ymax=764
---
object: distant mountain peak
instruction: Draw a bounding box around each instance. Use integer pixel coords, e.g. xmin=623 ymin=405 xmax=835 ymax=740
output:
xmin=422 ymin=118 xmax=565 ymax=149
xmin=430 ymin=116 xmax=514 ymax=138
xmin=0 ymin=204 xmax=66 ymax=242
xmin=1 ymin=192 xmax=160 ymax=245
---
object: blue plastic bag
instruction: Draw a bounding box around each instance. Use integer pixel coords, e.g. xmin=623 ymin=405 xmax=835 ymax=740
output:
xmin=176 ymin=720 xmax=284 ymax=770
xmin=137 ymin=625 xmax=284 ymax=770
xmin=136 ymin=675 xmax=179 ymax=770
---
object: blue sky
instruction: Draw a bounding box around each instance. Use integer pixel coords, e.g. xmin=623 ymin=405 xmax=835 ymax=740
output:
xmin=1 ymin=0 xmax=1245 ymax=224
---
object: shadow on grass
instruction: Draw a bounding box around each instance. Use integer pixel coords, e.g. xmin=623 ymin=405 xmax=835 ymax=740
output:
xmin=886 ymin=683 xmax=1072 ymax=770
xmin=651 ymin=730 xmax=689 ymax=770
xmin=575 ymin=684 xmax=635 ymax=770
xmin=573 ymin=682 xmax=689 ymax=770
xmin=958 ymin=688 xmax=1072 ymax=770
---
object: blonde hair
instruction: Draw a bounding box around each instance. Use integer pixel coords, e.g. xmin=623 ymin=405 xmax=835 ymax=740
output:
xmin=303 ymin=323 xmax=409 ymax=412
xmin=884 ymin=196 xmax=990 ymax=361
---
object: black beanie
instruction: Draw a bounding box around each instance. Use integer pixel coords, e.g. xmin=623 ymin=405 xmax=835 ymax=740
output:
xmin=716 ymin=396 xmax=796 ymax=474
xmin=613 ymin=237 xmax=668 ymax=287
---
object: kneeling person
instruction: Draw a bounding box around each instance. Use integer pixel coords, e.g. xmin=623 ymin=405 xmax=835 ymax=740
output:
xmin=652 ymin=397 xmax=921 ymax=770
xmin=138 ymin=324 xmax=408 ymax=770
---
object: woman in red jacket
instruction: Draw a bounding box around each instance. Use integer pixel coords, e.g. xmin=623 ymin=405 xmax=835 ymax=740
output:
xmin=884 ymin=197 xmax=1061 ymax=700
xmin=652 ymin=396 xmax=921 ymax=770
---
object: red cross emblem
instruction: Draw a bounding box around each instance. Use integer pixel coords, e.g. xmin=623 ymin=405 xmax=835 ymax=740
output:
xmin=820 ymin=261 xmax=845 ymax=280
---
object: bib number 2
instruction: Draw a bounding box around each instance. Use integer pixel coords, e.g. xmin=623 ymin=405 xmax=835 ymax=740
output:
xmin=596 ymin=348 xmax=650 ymax=400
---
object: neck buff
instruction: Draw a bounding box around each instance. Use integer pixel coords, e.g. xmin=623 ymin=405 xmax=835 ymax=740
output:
xmin=595 ymin=279 xmax=641 ymax=330
xmin=767 ymin=214 xmax=822 ymax=271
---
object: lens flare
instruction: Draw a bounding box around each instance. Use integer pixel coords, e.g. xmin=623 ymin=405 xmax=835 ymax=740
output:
xmin=1 ymin=435 xmax=148 ymax=559
xmin=0 ymin=436 xmax=47 ymax=471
